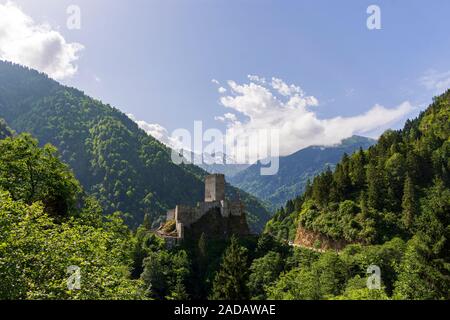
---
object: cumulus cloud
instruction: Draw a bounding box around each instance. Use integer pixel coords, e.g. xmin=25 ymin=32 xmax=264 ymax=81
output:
xmin=127 ymin=114 xmax=183 ymax=150
xmin=0 ymin=1 xmax=84 ymax=80
xmin=216 ymin=75 xmax=414 ymax=160
xmin=419 ymin=70 xmax=450 ymax=93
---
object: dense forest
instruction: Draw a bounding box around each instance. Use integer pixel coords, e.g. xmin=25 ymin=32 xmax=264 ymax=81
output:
xmin=0 ymin=131 xmax=147 ymax=299
xmin=0 ymin=62 xmax=448 ymax=300
xmin=230 ymin=136 xmax=376 ymax=210
xmin=265 ymin=90 xmax=449 ymax=299
xmin=0 ymin=61 xmax=270 ymax=232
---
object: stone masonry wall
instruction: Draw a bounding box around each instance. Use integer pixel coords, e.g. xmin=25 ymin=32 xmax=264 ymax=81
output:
xmin=205 ymin=174 xmax=225 ymax=202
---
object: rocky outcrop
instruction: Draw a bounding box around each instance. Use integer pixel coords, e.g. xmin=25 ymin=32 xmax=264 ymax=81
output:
xmin=294 ymin=226 xmax=348 ymax=251
xmin=183 ymin=207 xmax=250 ymax=241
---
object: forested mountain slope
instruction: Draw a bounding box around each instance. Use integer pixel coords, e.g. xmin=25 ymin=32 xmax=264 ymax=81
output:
xmin=0 ymin=61 xmax=270 ymax=231
xmin=268 ymin=90 xmax=449 ymax=243
xmin=230 ymin=136 xmax=376 ymax=210
xmin=265 ymin=90 xmax=449 ymax=298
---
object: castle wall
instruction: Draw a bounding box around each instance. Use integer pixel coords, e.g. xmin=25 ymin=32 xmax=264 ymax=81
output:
xmin=198 ymin=201 xmax=222 ymax=216
xmin=175 ymin=205 xmax=201 ymax=228
xmin=229 ymin=201 xmax=244 ymax=216
xmin=166 ymin=209 xmax=175 ymax=220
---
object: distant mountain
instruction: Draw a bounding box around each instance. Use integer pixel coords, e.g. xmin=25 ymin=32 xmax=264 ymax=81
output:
xmin=0 ymin=61 xmax=270 ymax=232
xmin=195 ymin=152 xmax=250 ymax=178
xmin=229 ymin=136 xmax=376 ymax=211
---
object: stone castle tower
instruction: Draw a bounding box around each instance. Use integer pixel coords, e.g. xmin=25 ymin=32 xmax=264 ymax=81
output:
xmin=158 ymin=174 xmax=249 ymax=241
xmin=204 ymin=174 xmax=225 ymax=202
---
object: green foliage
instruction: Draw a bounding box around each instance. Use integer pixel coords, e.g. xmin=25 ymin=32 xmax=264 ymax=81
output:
xmin=210 ymin=236 xmax=249 ymax=300
xmin=401 ymin=175 xmax=417 ymax=230
xmin=340 ymin=238 xmax=406 ymax=295
xmin=394 ymin=236 xmax=449 ymax=300
xmin=332 ymin=276 xmax=389 ymax=300
xmin=0 ymin=134 xmax=81 ymax=218
xmin=140 ymin=249 xmax=190 ymax=300
xmin=0 ymin=131 xmax=145 ymax=299
xmin=167 ymin=278 xmax=189 ymax=300
xmin=248 ymin=251 xmax=284 ymax=300
xmin=131 ymin=227 xmax=165 ymax=278
xmin=0 ymin=191 xmax=145 ymax=300
xmin=394 ymin=179 xmax=450 ymax=299
xmin=266 ymin=250 xmax=347 ymax=300
xmin=266 ymin=240 xmax=406 ymax=300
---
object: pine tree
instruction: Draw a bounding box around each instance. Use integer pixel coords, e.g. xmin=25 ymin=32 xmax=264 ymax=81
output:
xmin=401 ymin=175 xmax=417 ymax=230
xmin=334 ymin=156 xmax=352 ymax=201
xmin=285 ymin=200 xmax=295 ymax=214
xmin=313 ymin=168 xmax=333 ymax=206
xmin=168 ymin=278 xmax=189 ymax=300
xmin=142 ymin=213 xmax=152 ymax=230
xmin=367 ymin=162 xmax=384 ymax=210
xmin=210 ymin=236 xmax=249 ymax=300
xmin=350 ymin=148 xmax=367 ymax=190
xmin=359 ymin=191 xmax=369 ymax=219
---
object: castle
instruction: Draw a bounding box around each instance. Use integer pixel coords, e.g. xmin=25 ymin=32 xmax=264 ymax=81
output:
xmin=158 ymin=174 xmax=249 ymax=241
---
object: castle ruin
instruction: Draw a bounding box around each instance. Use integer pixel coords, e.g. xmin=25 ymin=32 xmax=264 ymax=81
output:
xmin=157 ymin=174 xmax=249 ymax=241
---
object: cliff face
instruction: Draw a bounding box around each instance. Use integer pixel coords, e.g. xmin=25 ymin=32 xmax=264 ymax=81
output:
xmin=183 ymin=207 xmax=250 ymax=241
xmin=294 ymin=226 xmax=348 ymax=251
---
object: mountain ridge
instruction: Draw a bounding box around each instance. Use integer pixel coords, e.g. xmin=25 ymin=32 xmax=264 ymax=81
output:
xmin=0 ymin=60 xmax=270 ymax=231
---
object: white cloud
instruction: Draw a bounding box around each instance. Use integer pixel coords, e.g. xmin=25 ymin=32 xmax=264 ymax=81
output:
xmin=420 ymin=70 xmax=450 ymax=93
xmin=215 ymin=112 xmax=239 ymax=124
xmin=0 ymin=1 xmax=84 ymax=80
xmin=216 ymin=76 xmax=414 ymax=159
xmin=218 ymin=87 xmax=227 ymax=94
xmin=127 ymin=114 xmax=183 ymax=150
xmin=248 ymin=74 xmax=266 ymax=83
xmin=271 ymin=77 xmax=302 ymax=96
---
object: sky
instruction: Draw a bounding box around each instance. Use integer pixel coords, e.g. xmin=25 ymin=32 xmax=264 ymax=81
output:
xmin=1 ymin=0 xmax=450 ymax=159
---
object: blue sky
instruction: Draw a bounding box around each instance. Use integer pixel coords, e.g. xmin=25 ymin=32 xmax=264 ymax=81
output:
xmin=2 ymin=0 xmax=450 ymax=156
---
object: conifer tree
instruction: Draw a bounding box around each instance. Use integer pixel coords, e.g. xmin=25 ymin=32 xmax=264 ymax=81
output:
xmin=367 ymin=162 xmax=384 ymax=210
xmin=401 ymin=175 xmax=417 ymax=230
xmin=168 ymin=278 xmax=189 ymax=300
xmin=285 ymin=200 xmax=295 ymax=214
xmin=210 ymin=236 xmax=249 ymax=300
xmin=350 ymin=148 xmax=367 ymax=190
xmin=142 ymin=213 xmax=152 ymax=230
